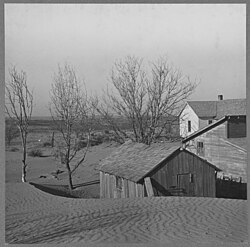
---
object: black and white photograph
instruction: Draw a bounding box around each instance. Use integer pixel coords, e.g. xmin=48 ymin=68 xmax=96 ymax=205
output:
xmin=3 ymin=3 xmax=247 ymax=246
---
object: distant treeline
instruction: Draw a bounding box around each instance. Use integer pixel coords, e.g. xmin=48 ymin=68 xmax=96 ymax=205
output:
xmin=6 ymin=115 xmax=180 ymax=137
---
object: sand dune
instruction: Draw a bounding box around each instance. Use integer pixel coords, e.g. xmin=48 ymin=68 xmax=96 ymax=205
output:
xmin=5 ymin=182 xmax=247 ymax=246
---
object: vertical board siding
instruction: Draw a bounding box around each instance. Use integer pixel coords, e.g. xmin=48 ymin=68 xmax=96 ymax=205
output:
xmin=111 ymin=175 xmax=116 ymax=198
xmin=100 ymin=172 xmax=104 ymax=198
xmin=144 ymin=177 xmax=154 ymax=197
xmin=147 ymin=150 xmax=216 ymax=197
xmin=189 ymin=154 xmax=195 ymax=196
xmin=124 ymin=179 xmax=129 ymax=198
xmin=121 ymin=178 xmax=125 ymax=198
xmin=135 ymin=183 xmax=139 ymax=197
xmin=160 ymin=170 xmax=166 ymax=189
xmin=128 ymin=180 xmax=135 ymax=198
xmin=106 ymin=173 xmax=110 ymax=198
xmin=137 ymin=183 xmax=144 ymax=197
xmin=203 ymin=164 xmax=208 ymax=197
xmin=101 ymin=150 xmax=217 ymax=198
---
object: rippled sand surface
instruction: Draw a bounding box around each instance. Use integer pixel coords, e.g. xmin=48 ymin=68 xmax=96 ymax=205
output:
xmin=5 ymin=183 xmax=248 ymax=246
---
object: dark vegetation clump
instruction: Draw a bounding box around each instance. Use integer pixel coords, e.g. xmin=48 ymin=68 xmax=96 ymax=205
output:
xmin=28 ymin=148 xmax=43 ymax=157
xmin=43 ymin=141 xmax=52 ymax=147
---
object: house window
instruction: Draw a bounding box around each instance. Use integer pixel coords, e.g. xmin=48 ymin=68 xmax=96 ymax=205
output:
xmin=188 ymin=121 xmax=191 ymax=132
xmin=116 ymin=176 xmax=122 ymax=190
xmin=227 ymin=116 xmax=246 ymax=138
xmin=208 ymin=120 xmax=213 ymax=125
xmin=197 ymin=141 xmax=204 ymax=156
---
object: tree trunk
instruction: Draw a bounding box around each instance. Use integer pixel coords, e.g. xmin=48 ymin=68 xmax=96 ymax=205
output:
xmin=66 ymin=162 xmax=73 ymax=192
xmin=21 ymin=163 xmax=27 ymax=182
xmin=21 ymin=137 xmax=27 ymax=182
xmin=51 ymin=132 xmax=54 ymax=147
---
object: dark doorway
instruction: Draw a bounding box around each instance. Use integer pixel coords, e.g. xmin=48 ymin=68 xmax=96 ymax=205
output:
xmin=177 ymin=173 xmax=195 ymax=196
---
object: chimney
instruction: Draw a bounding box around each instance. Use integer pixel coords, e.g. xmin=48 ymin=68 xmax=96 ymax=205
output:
xmin=218 ymin=95 xmax=223 ymax=101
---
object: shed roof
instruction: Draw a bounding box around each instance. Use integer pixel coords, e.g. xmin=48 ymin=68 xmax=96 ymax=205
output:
xmin=186 ymin=98 xmax=246 ymax=119
xmin=98 ymin=140 xmax=220 ymax=182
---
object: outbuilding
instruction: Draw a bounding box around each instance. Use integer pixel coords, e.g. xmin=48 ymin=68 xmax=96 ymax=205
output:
xmin=97 ymin=141 xmax=221 ymax=199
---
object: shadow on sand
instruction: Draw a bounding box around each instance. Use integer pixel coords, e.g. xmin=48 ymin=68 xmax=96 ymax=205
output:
xmin=29 ymin=180 xmax=100 ymax=199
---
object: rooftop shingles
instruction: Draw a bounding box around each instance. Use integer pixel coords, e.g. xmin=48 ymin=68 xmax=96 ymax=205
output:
xmin=98 ymin=141 xmax=181 ymax=182
xmin=187 ymin=98 xmax=246 ymax=119
xmin=187 ymin=101 xmax=217 ymax=118
xmin=216 ymin=99 xmax=246 ymax=119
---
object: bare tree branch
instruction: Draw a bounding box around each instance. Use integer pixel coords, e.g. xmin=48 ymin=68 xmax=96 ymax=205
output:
xmin=49 ymin=63 xmax=92 ymax=191
xmin=5 ymin=67 xmax=33 ymax=182
xmin=94 ymin=55 xmax=197 ymax=145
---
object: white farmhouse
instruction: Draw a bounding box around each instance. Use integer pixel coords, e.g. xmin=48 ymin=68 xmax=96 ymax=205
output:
xmin=179 ymin=95 xmax=246 ymax=138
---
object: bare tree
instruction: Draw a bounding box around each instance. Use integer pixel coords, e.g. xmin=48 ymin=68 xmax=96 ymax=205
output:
xmin=95 ymin=56 xmax=197 ymax=145
xmin=49 ymin=64 xmax=92 ymax=192
xmin=5 ymin=67 xmax=33 ymax=182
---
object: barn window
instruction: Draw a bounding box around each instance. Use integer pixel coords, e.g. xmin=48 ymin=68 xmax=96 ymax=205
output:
xmin=116 ymin=176 xmax=122 ymax=190
xmin=197 ymin=141 xmax=204 ymax=156
xmin=208 ymin=120 xmax=213 ymax=125
xmin=188 ymin=121 xmax=191 ymax=132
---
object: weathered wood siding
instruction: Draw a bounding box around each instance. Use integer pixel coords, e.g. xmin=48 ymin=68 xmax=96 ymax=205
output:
xmin=149 ymin=150 xmax=216 ymax=197
xmin=186 ymin=122 xmax=247 ymax=182
xmin=100 ymin=171 xmax=145 ymax=199
xmin=180 ymin=104 xmax=199 ymax=137
xmin=199 ymin=118 xmax=214 ymax=129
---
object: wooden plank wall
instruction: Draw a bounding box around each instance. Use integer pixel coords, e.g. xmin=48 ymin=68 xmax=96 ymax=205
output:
xmin=100 ymin=171 xmax=104 ymax=198
xmin=144 ymin=177 xmax=154 ymax=196
xmin=149 ymin=150 xmax=216 ymax=197
xmin=194 ymin=123 xmax=247 ymax=182
xmin=100 ymin=171 xmax=145 ymax=198
xmin=100 ymin=150 xmax=217 ymax=199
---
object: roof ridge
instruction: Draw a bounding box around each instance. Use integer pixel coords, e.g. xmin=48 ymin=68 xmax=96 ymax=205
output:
xmin=188 ymin=98 xmax=246 ymax=102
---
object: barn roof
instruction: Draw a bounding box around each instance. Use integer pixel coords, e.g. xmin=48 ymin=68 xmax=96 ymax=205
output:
xmin=186 ymin=98 xmax=246 ymax=119
xmin=97 ymin=140 xmax=220 ymax=182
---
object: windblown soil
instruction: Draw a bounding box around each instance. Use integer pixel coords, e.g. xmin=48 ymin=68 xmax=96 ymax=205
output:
xmin=5 ymin=141 xmax=248 ymax=246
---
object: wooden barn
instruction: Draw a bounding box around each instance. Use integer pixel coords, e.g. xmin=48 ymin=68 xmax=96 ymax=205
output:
xmin=97 ymin=141 xmax=221 ymax=199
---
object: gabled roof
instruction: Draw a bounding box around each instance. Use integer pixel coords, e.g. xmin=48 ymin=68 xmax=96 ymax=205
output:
xmin=186 ymin=98 xmax=246 ymax=119
xmin=97 ymin=140 xmax=220 ymax=182
xmin=187 ymin=101 xmax=217 ymax=118
xmin=97 ymin=141 xmax=181 ymax=182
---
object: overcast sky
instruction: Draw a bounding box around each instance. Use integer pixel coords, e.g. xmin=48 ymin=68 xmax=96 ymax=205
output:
xmin=5 ymin=4 xmax=246 ymax=116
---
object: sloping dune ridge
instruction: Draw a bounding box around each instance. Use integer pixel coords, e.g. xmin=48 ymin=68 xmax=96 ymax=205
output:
xmin=5 ymin=183 xmax=247 ymax=246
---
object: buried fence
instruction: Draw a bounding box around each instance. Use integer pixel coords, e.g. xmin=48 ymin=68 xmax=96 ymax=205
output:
xmin=216 ymin=177 xmax=247 ymax=200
